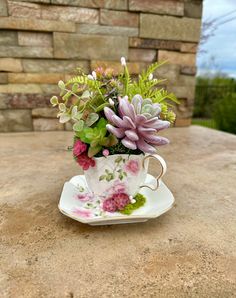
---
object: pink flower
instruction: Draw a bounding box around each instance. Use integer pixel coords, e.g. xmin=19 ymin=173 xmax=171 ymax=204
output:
xmin=75 ymin=193 xmax=93 ymax=202
xmin=111 ymin=181 xmax=126 ymax=194
xmin=77 ymin=153 xmax=96 ymax=170
xmin=113 ymin=193 xmax=130 ymax=210
xmin=125 ymin=159 xmax=139 ymax=175
xmin=73 ymin=207 xmax=92 ymax=218
xmin=102 ymin=198 xmax=117 ymax=212
xmin=102 ymin=149 xmax=109 ymax=157
xmin=102 ymin=192 xmax=130 ymax=212
xmin=73 ymin=140 xmax=87 ymax=157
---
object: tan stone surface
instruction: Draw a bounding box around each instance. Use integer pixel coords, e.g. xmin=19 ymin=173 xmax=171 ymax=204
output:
xmin=76 ymin=24 xmax=138 ymax=36
xmin=129 ymin=0 xmax=184 ymax=16
xmin=0 ymin=45 xmax=53 ymax=58
xmin=158 ymin=50 xmax=196 ymax=67
xmin=129 ymin=37 xmax=181 ymax=50
xmin=0 ymin=0 xmax=8 ymax=16
xmin=0 ymin=58 xmax=23 ymax=72
xmin=0 ymin=109 xmax=32 ymax=132
xmin=41 ymin=5 xmax=99 ymax=23
xmin=0 ymin=30 xmax=18 ymax=45
xmin=18 ymin=32 xmax=53 ymax=47
xmin=51 ymin=0 xmax=128 ymax=10
xmin=8 ymin=1 xmax=41 ymax=19
xmin=181 ymin=42 xmax=198 ymax=53
xmin=54 ymin=33 xmax=128 ymax=60
xmin=8 ymin=73 xmax=64 ymax=84
xmin=33 ymin=118 xmax=64 ymax=130
xmin=1 ymin=127 xmax=236 ymax=297
xmin=0 ymin=17 xmax=76 ymax=32
xmin=0 ymin=72 xmax=8 ymax=84
xmin=128 ymin=48 xmax=156 ymax=62
xmin=32 ymin=107 xmax=58 ymax=118
xmin=100 ymin=9 xmax=139 ymax=27
xmin=22 ymin=59 xmax=89 ymax=73
xmin=140 ymin=14 xmax=201 ymax=42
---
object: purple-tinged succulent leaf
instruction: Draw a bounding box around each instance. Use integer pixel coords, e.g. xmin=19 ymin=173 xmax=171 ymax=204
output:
xmin=123 ymin=116 xmax=136 ymax=129
xmin=125 ymin=129 xmax=139 ymax=141
xmin=121 ymin=137 xmax=137 ymax=150
xmin=136 ymin=138 xmax=157 ymax=154
xmin=111 ymin=115 xmax=126 ymax=128
xmin=144 ymin=135 xmax=169 ymax=145
xmin=106 ymin=124 xmax=125 ymax=138
xmin=104 ymin=107 xmax=115 ymax=122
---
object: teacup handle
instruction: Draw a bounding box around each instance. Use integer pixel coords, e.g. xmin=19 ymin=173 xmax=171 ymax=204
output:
xmin=140 ymin=154 xmax=167 ymax=191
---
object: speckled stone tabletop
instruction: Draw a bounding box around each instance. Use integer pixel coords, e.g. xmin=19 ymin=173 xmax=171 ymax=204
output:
xmin=1 ymin=126 xmax=236 ymax=298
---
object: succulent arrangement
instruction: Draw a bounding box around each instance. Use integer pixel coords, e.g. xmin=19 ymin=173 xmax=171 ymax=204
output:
xmin=51 ymin=57 xmax=178 ymax=170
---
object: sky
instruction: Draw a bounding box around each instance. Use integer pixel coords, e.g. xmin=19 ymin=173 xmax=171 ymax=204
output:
xmin=197 ymin=0 xmax=236 ymax=78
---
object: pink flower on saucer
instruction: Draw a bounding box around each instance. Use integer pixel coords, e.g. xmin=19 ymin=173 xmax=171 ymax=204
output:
xmin=73 ymin=207 xmax=92 ymax=218
xmin=102 ymin=198 xmax=117 ymax=212
xmin=75 ymin=193 xmax=93 ymax=202
xmin=125 ymin=159 xmax=139 ymax=175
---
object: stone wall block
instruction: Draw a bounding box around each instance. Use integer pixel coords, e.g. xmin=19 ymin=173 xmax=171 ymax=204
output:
xmin=18 ymin=32 xmax=53 ymax=47
xmin=0 ymin=109 xmax=33 ymax=132
xmin=8 ymin=1 xmax=41 ymax=18
xmin=8 ymin=73 xmax=64 ymax=84
xmin=0 ymin=46 xmax=53 ymax=58
xmin=76 ymin=24 xmax=138 ymax=36
xmin=129 ymin=0 xmax=184 ymax=16
xmin=0 ymin=0 xmax=8 ymax=16
xmin=184 ymin=1 xmax=203 ymax=18
xmin=128 ymin=48 xmax=156 ymax=62
xmin=41 ymin=6 xmax=99 ymax=24
xmin=158 ymin=50 xmax=196 ymax=67
xmin=129 ymin=37 xmax=181 ymax=51
xmin=100 ymin=9 xmax=139 ymax=27
xmin=51 ymin=0 xmax=128 ymax=10
xmin=22 ymin=59 xmax=89 ymax=73
xmin=33 ymin=118 xmax=64 ymax=131
xmin=54 ymin=33 xmax=128 ymax=60
xmin=0 ymin=58 xmax=23 ymax=72
xmin=140 ymin=14 xmax=201 ymax=42
xmin=0 ymin=30 xmax=18 ymax=45
xmin=0 ymin=17 xmax=76 ymax=32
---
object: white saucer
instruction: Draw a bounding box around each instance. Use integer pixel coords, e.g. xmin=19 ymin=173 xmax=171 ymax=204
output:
xmin=58 ymin=174 xmax=175 ymax=226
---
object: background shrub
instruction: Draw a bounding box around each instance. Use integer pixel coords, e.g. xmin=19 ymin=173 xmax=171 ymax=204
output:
xmin=213 ymin=93 xmax=236 ymax=134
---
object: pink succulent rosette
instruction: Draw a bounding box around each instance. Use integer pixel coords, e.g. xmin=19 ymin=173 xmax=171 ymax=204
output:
xmin=104 ymin=95 xmax=170 ymax=154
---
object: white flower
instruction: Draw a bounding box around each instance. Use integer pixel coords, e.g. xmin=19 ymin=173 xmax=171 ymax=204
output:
xmin=87 ymin=74 xmax=94 ymax=80
xmin=109 ymin=98 xmax=115 ymax=106
xmin=92 ymin=71 xmax=97 ymax=80
xmin=148 ymin=73 xmax=153 ymax=81
xmin=120 ymin=56 xmax=126 ymax=66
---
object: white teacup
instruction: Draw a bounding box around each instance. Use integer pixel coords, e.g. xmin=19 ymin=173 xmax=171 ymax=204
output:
xmin=84 ymin=154 xmax=166 ymax=199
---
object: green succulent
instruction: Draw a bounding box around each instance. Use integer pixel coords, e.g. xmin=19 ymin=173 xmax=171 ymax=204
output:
xmin=76 ymin=118 xmax=118 ymax=157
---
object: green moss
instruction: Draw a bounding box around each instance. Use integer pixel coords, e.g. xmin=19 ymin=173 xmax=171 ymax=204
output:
xmin=120 ymin=193 xmax=146 ymax=215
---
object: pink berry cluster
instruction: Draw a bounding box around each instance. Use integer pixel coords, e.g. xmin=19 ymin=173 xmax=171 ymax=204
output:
xmin=102 ymin=193 xmax=130 ymax=212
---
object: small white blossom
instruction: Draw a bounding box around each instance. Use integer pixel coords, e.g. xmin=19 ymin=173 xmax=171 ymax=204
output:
xmin=92 ymin=71 xmax=97 ymax=80
xmin=109 ymin=98 xmax=115 ymax=106
xmin=148 ymin=73 xmax=153 ymax=80
xmin=120 ymin=56 xmax=126 ymax=66
xmin=87 ymin=74 xmax=94 ymax=80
